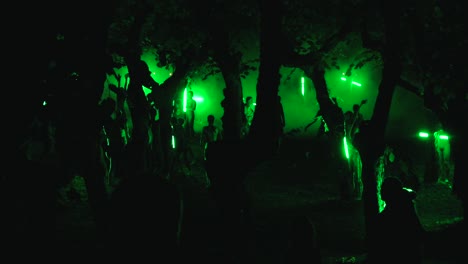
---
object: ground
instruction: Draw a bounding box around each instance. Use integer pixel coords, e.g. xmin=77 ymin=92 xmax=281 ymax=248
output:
xmin=55 ymin=136 xmax=464 ymax=263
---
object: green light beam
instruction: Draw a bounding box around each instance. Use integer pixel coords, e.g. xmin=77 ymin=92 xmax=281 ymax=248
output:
xmin=439 ymin=135 xmax=449 ymax=140
xmin=301 ymin=77 xmax=305 ymax=96
xmin=339 ymin=74 xmax=361 ymax=86
xmin=418 ymin=131 xmax=429 ymax=138
xmin=343 ymin=137 xmax=350 ymax=159
xmin=193 ymin=96 xmax=204 ymax=102
xmin=183 ymin=88 xmax=188 ymax=112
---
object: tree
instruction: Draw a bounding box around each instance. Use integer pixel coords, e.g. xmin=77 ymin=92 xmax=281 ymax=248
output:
xmin=9 ymin=0 xmax=118 ymax=244
xmin=107 ymin=0 xmax=202 ymax=175
xmin=355 ymin=0 xmax=403 ymax=240
xmin=245 ymin=0 xmax=284 ymax=158
xmin=395 ymin=0 xmax=467 ymax=221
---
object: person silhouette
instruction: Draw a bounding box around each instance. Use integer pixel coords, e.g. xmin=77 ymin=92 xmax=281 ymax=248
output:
xmin=185 ymin=90 xmax=197 ymax=140
xmin=275 ymin=96 xmax=285 ymax=154
xmin=201 ymin=114 xmax=222 ymax=160
xmin=171 ymin=116 xmax=194 ymax=176
xmin=284 ymin=215 xmax=322 ymax=263
xmin=107 ymin=172 xmax=183 ymax=262
xmin=366 ymin=177 xmax=425 ymax=264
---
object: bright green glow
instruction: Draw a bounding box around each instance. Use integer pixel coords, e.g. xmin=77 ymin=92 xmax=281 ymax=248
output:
xmin=343 ymin=137 xmax=350 ymax=159
xmin=43 ymin=100 xmax=47 ymax=106
xmin=301 ymin=77 xmax=305 ymax=96
xmin=402 ymin=187 xmax=414 ymax=192
xmin=193 ymin=96 xmax=204 ymax=102
xmin=339 ymin=73 xmax=361 ymax=86
xmin=418 ymin=132 xmax=429 ymax=138
xmin=183 ymin=88 xmax=188 ymax=112
xmin=142 ymin=86 xmax=152 ymax=96
xmin=172 ymin=135 xmax=175 ymax=149
xmin=439 ymin=135 xmax=449 ymax=140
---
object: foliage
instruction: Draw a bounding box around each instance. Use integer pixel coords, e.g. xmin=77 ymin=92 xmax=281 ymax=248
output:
xmin=103 ymin=0 xmax=463 ymax=125
xmin=399 ymin=0 xmax=465 ymax=111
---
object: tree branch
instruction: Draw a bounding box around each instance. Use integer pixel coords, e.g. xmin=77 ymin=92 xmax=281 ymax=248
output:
xmin=397 ymin=78 xmax=422 ymax=97
xmin=282 ymin=18 xmax=354 ymax=68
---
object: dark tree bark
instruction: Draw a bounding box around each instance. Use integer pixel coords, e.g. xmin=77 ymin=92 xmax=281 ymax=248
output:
xmin=155 ymin=63 xmax=190 ymax=177
xmin=439 ymin=93 xmax=467 ymax=223
xmin=211 ymin=30 xmax=244 ymax=142
xmin=395 ymin=0 xmax=467 ymax=222
xmin=73 ymin=0 xmax=117 ymax=238
xmin=355 ymin=0 xmax=402 ymax=246
xmin=123 ymin=5 xmax=156 ymax=175
xmin=248 ymin=0 xmax=284 ymax=159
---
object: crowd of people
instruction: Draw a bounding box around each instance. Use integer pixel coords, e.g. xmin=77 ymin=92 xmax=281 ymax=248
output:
xmin=7 ymin=73 xmax=434 ymax=263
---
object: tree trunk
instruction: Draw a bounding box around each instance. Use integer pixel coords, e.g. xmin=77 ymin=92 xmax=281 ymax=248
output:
xmin=442 ymin=96 xmax=468 ymax=223
xmin=248 ymin=0 xmax=283 ymax=158
xmin=123 ymin=5 xmax=153 ymax=175
xmin=156 ymin=65 xmax=190 ymax=177
xmin=212 ymin=33 xmax=244 ymax=142
xmin=310 ymin=67 xmax=353 ymax=199
xmin=451 ymin=128 xmax=467 ymax=221
xmin=53 ymin=0 xmax=117 ymax=236
xmin=356 ymin=0 xmax=402 ymax=245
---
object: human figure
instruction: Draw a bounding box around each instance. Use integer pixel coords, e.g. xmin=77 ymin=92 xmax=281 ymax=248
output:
xmin=243 ymin=96 xmax=255 ymax=136
xmin=7 ymin=110 xmax=59 ymax=252
xmin=244 ymin=96 xmax=255 ymax=127
xmin=201 ymin=114 xmax=223 ymax=160
xmin=100 ymin=97 xmax=129 ymax=186
xmin=171 ymin=116 xmax=194 ymax=176
xmin=173 ymin=98 xmax=186 ymax=121
xmin=108 ymin=82 xmax=130 ymax=146
xmin=107 ymin=172 xmax=183 ymax=262
xmin=345 ymin=99 xmax=367 ymax=142
xmin=52 ymin=76 xmax=111 ymax=240
xmin=275 ymin=96 xmax=286 ymax=154
xmin=204 ymin=141 xmax=251 ymax=263
xmin=185 ymin=90 xmax=197 ymax=140
xmin=383 ymin=146 xmax=420 ymax=192
xmin=304 ymin=109 xmax=328 ymax=138
xmin=148 ymin=92 xmax=164 ymax=174
xmin=366 ymin=177 xmax=425 ymax=264
xmin=284 ymin=215 xmax=322 ymax=264
xmin=126 ymin=59 xmax=159 ymax=174
xmin=433 ymin=129 xmax=452 ymax=186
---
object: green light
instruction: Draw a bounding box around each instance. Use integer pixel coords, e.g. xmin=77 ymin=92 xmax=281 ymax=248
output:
xmin=142 ymin=85 xmax=152 ymax=96
xmin=339 ymin=74 xmax=361 ymax=86
xmin=193 ymin=96 xmax=204 ymax=102
xmin=418 ymin=132 xmax=429 ymax=138
xmin=301 ymin=77 xmax=305 ymax=96
xmin=402 ymin=187 xmax=414 ymax=192
xmin=439 ymin=135 xmax=449 ymax=140
xmin=43 ymin=100 xmax=47 ymax=106
xmin=183 ymin=88 xmax=188 ymax=112
xmin=172 ymin=135 xmax=175 ymax=149
xmin=343 ymin=137 xmax=350 ymax=159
